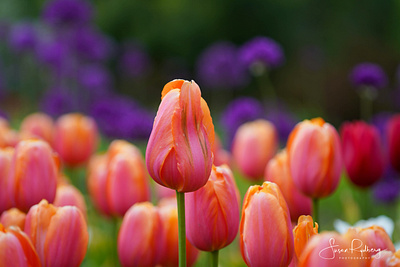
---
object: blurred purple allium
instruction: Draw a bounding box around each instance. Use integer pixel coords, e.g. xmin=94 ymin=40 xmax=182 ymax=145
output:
xmin=40 ymin=89 xmax=76 ymax=117
xmin=221 ymin=97 xmax=265 ymax=148
xmin=90 ymin=96 xmax=154 ymax=140
xmin=72 ymin=27 xmax=114 ymax=62
xmin=119 ymin=42 xmax=151 ymax=78
xmin=36 ymin=40 xmax=70 ymax=71
xmin=370 ymin=112 xmax=393 ymax=137
xmin=265 ymin=104 xmax=297 ymax=143
xmin=349 ymin=63 xmax=387 ymax=89
xmin=8 ymin=23 xmax=37 ymax=53
xmin=78 ymin=64 xmax=111 ymax=96
xmin=42 ymin=0 xmax=93 ymax=28
xmin=196 ymin=42 xmax=248 ymax=90
xmin=373 ymin=167 xmax=400 ymax=203
xmin=239 ymin=36 xmax=285 ymax=72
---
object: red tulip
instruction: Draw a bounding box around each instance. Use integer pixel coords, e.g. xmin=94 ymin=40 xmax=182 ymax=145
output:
xmin=0 ymin=208 xmax=26 ymax=229
xmin=233 ymin=119 xmax=278 ymax=180
xmin=387 ymin=114 xmax=400 ymax=172
xmin=0 ymin=224 xmax=41 ymax=267
xmin=24 ymin=199 xmax=88 ymax=267
xmin=240 ymin=181 xmax=294 ymax=267
xmin=186 ymin=164 xmax=240 ymax=251
xmin=146 ymin=79 xmax=215 ymax=192
xmin=265 ymin=150 xmax=312 ymax=222
xmin=20 ymin=113 xmax=54 ymax=146
xmin=287 ymin=118 xmax=343 ymax=198
xmin=54 ymin=113 xmax=98 ymax=167
xmin=0 ymin=147 xmax=13 ymax=213
xmin=341 ymin=121 xmax=385 ymax=187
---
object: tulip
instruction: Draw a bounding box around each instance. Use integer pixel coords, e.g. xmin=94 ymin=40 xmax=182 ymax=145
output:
xmin=240 ymin=181 xmax=294 ymax=267
xmin=53 ymin=183 xmax=87 ymax=219
xmin=212 ymin=134 xmax=232 ymax=166
xmin=20 ymin=113 xmax=54 ymax=146
xmin=88 ymin=140 xmax=150 ymax=217
xmin=265 ymin=150 xmax=312 ymax=222
xmin=54 ymin=113 xmax=99 ymax=167
xmin=0 ymin=118 xmax=19 ymax=148
xmin=0 ymin=208 xmax=26 ymax=229
xmin=118 ymin=202 xmax=163 ymax=267
xmin=387 ymin=114 xmax=400 ymax=172
xmin=0 ymin=224 xmax=41 ymax=267
xmin=155 ymin=182 xmax=176 ymax=201
xmin=0 ymin=147 xmax=13 ymax=214
xmin=371 ymin=250 xmax=400 ymax=267
xmin=24 ymin=199 xmax=88 ymax=267
xmin=233 ymin=119 xmax=278 ymax=180
xmin=292 ymin=215 xmax=318 ymax=260
xmin=10 ymin=139 xmax=59 ymax=212
xmin=341 ymin=121 xmax=385 ymax=187
xmin=158 ymin=198 xmax=199 ymax=267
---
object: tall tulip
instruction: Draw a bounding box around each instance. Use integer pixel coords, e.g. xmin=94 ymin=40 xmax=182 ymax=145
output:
xmin=233 ymin=119 xmax=278 ymax=180
xmin=265 ymin=150 xmax=312 ymax=222
xmin=24 ymin=199 xmax=88 ymax=267
xmin=240 ymin=181 xmax=294 ymax=267
xmin=292 ymin=215 xmax=318 ymax=260
xmin=0 ymin=208 xmax=26 ymax=229
xmin=0 ymin=147 xmax=13 ymax=214
xmin=341 ymin=121 xmax=385 ymax=187
xmin=88 ymin=140 xmax=150 ymax=217
xmin=0 ymin=224 xmax=41 ymax=267
xmin=387 ymin=114 xmax=400 ymax=172
xmin=146 ymin=79 xmax=215 ymax=266
xmin=54 ymin=113 xmax=98 ymax=167
xmin=20 ymin=112 xmax=54 ymax=146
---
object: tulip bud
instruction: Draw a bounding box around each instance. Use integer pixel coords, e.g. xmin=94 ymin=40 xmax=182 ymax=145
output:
xmin=240 ymin=181 xmax=294 ymax=267
xmin=88 ymin=140 xmax=150 ymax=217
xmin=265 ymin=150 xmax=312 ymax=221
xmin=24 ymin=199 xmax=88 ymax=267
xmin=233 ymin=119 xmax=278 ymax=180
xmin=387 ymin=114 xmax=400 ymax=172
xmin=0 ymin=147 xmax=13 ymax=213
xmin=10 ymin=139 xmax=58 ymax=212
xmin=20 ymin=112 xmax=54 ymax=146
xmin=287 ymin=118 xmax=343 ymax=198
xmin=0 ymin=224 xmax=41 ymax=267
xmin=371 ymin=250 xmax=400 ymax=267
xmin=293 ymin=215 xmax=318 ymax=260
xmin=341 ymin=121 xmax=385 ymax=187
xmin=146 ymin=79 xmax=215 ymax=192
xmin=0 ymin=208 xmax=26 ymax=229
xmin=53 ymin=183 xmax=87 ymax=219
xmin=118 ymin=202 xmax=163 ymax=267
xmin=54 ymin=113 xmax=99 ymax=167
xmin=186 ymin=165 xmax=240 ymax=251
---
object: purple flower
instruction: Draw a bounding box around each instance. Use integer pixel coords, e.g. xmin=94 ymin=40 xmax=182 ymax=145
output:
xmin=119 ymin=42 xmax=151 ymax=78
xmin=42 ymin=0 xmax=93 ymax=28
xmin=8 ymin=23 xmax=37 ymax=53
xmin=373 ymin=167 xmax=400 ymax=203
xmin=72 ymin=27 xmax=114 ymax=62
xmin=221 ymin=97 xmax=265 ymax=148
xmin=239 ymin=36 xmax=284 ymax=71
xmin=40 ymin=89 xmax=76 ymax=117
xmin=36 ymin=39 xmax=71 ymax=71
xmin=78 ymin=64 xmax=112 ymax=96
xmin=349 ymin=63 xmax=387 ymax=89
xmin=196 ymin=41 xmax=248 ymax=89
xmin=265 ymin=104 xmax=297 ymax=143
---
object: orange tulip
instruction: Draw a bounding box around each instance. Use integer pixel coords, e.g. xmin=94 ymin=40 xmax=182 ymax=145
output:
xmin=370 ymin=250 xmax=400 ymax=267
xmin=293 ymin=215 xmax=318 ymax=260
xmin=53 ymin=183 xmax=87 ymax=219
xmin=118 ymin=202 xmax=164 ymax=267
xmin=20 ymin=113 xmax=54 ymax=146
xmin=88 ymin=140 xmax=150 ymax=217
xmin=265 ymin=150 xmax=312 ymax=222
xmin=146 ymin=79 xmax=215 ymax=192
xmin=54 ymin=113 xmax=98 ymax=167
xmin=287 ymin=118 xmax=343 ymax=198
xmin=0 ymin=208 xmax=26 ymax=229
xmin=0 ymin=224 xmax=41 ymax=267
xmin=24 ymin=199 xmax=88 ymax=267
xmin=240 ymin=181 xmax=294 ymax=267
xmin=10 ymin=139 xmax=59 ymax=212
xmin=0 ymin=147 xmax=13 ymax=213
xmin=233 ymin=119 xmax=278 ymax=180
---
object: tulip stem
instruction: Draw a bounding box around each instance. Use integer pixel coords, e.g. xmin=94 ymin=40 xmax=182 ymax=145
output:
xmin=313 ymin=198 xmax=319 ymax=228
xmin=176 ymin=191 xmax=186 ymax=267
xmin=211 ymin=250 xmax=219 ymax=267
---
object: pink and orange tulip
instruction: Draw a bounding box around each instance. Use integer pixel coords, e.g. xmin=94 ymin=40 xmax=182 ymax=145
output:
xmin=240 ymin=181 xmax=294 ymax=267
xmin=24 ymin=199 xmax=88 ymax=267
xmin=387 ymin=114 xmax=400 ymax=172
xmin=0 ymin=118 xmax=19 ymax=148
xmin=371 ymin=250 xmax=400 ymax=267
xmin=186 ymin=164 xmax=240 ymax=252
xmin=287 ymin=118 xmax=343 ymax=198
xmin=20 ymin=112 xmax=54 ymax=146
xmin=53 ymin=183 xmax=87 ymax=219
xmin=146 ymin=79 xmax=215 ymax=192
xmin=265 ymin=150 xmax=312 ymax=222
xmin=0 ymin=208 xmax=26 ymax=229
xmin=233 ymin=119 xmax=278 ymax=180
xmin=0 ymin=147 xmax=13 ymax=213
xmin=292 ymin=215 xmax=318 ymax=260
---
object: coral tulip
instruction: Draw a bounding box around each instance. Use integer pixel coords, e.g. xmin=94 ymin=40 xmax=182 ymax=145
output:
xmin=0 ymin=147 xmax=13 ymax=213
xmin=240 ymin=181 xmax=294 ymax=267
xmin=265 ymin=150 xmax=312 ymax=221
xmin=387 ymin=114 xmax=400 ymax=172
xmin=233 ymin=119 xmax=278 ymax=180
xmin=20 ymin=112 xmax=54 ymax=146
xmin=53 ymin=183 xmax=87 ymax=219
xmin=118 ymin=202 xmax=163 ymax=267
xmin=371 ymin=250 xmax=400 ymax=267
xmin=186 ymin=164 xmax=240 ymax=251
xmin=24 ymin=199 xmax=88 ymax=267
xmin=212 ymin=134 xmax=232 ymax=166
xmin=341 ymin=121 xmax=385 ymax=187
xmin=54 ymin=113 xmax=98 ymax=167
xmin=0 ymin=118 xmax=19 ymax=148
xmin=287 ymin=118 xmax=343 ymax=198
xmin=0 ymin=224 xmax=41 ymax=267
xmin=146 ymin=79 xmax=215 ymax=193
xmin=292 ymin=215 xmax=318 ymax=260
xmin=0 ymin=208 xmax=26 ymax=229
xmin=10 ymin=139 xmax=59 ymax=212
xmin=88 ymin=140 xmax=150 ymax=217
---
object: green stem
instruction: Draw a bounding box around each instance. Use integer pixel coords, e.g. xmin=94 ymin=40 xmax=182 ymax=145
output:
xmin=359 ymin=86 xmax=377 ymax=121
xmin=313 ymin=198 xmax=319 ymax=228
xmin=176 ymin=191 xmax=186 ymax=267
xmin=211 ymin=250 xmax=219 ymax=267
xmin=112 ymin=217 xmax=120 ymax=266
